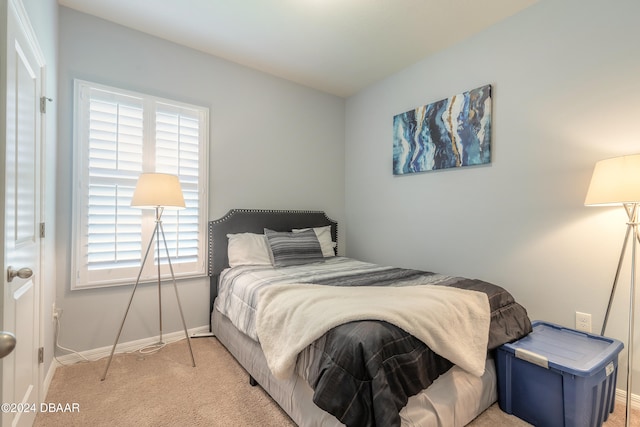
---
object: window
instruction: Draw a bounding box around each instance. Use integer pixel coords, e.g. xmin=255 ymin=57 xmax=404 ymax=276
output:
xmin=71 ymin=80 xmax=209 ymax=289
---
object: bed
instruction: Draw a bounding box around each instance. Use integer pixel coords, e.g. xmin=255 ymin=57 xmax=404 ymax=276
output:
xmin=208 ymin=209 xmax=532 ymax=427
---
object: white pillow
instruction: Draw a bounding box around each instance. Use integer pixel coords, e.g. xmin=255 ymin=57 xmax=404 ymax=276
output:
xmin=292 ymin=226 xmax=335 ymax=257
xmin=226 ymin=233 xmax=272 ymax=267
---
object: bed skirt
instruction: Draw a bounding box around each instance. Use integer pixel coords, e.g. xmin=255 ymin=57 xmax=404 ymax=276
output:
xmin=212 ymin=308 xmax=497 ymax=427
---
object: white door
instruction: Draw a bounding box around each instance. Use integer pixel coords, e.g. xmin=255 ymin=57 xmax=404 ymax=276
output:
xmin=1 ymin=0 xmax=44 ymax=426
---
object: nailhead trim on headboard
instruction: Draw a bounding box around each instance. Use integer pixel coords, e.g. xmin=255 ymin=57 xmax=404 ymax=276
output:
xmin=207 ymin=209 xmax=338 ymax=276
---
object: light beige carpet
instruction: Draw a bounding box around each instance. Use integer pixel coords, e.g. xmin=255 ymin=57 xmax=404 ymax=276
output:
xmin=35 ymin=337 xmax=637 ymax=426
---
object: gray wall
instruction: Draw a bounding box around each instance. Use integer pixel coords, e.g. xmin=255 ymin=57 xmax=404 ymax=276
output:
xmin=56 ymin=7 xmax=345 ymax=351
xmin=345 ymin=0 xmax=640 ymax=391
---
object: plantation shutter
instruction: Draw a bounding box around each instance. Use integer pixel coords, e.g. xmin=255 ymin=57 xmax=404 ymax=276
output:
xmin=154 ymin=103 xmax=201 ymax=265
xmin=72 ymin=80 xmax=208 ymax=289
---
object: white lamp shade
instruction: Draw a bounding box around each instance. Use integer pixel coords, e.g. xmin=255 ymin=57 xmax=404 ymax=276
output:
xmin=585 ymin=154 xmax=640 ymax=206
xmin=131 ymin=173 xmax=185 ymax=209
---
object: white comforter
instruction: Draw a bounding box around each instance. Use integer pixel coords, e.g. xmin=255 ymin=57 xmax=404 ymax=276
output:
xmin=256 ymin=283 xmax=490 ymax=380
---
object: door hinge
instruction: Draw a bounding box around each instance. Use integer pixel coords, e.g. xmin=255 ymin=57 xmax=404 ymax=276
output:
xmin=40 ymin=96 xmax=52 ymax=114
xmin=40 ymin=222 xmax=45 ymax=238
xmin=38 ymin=347 xmax=44 ymax=364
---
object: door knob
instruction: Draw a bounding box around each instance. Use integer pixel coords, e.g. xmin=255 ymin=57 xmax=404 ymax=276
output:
xmin=7 ymin=266 xmax=33 ymax=282
xmin=0 ymin=331 xmax=16 ymax=359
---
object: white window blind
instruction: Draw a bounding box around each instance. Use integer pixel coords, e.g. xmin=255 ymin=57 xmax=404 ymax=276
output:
xmin=72 ymin=80 xmax=209 ymax=289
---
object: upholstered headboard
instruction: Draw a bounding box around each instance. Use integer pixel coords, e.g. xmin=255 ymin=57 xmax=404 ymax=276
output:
xmin=207 ymin=209 xmax=338 ymax=320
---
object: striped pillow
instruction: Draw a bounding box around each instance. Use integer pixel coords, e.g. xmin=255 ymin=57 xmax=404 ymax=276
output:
xmin=264 ymin=228 xmax=324 ymax=267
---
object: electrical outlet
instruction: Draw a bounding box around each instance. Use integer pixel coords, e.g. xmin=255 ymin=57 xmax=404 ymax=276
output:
xmin=52 ymin=303 xmax=62 ymax=322
xmin=575 ymin=311 xmax=592 ymax=333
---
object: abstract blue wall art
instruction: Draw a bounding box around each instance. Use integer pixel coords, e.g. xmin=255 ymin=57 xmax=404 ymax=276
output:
xmin=393 ymin=84 xmax=492 ymax=175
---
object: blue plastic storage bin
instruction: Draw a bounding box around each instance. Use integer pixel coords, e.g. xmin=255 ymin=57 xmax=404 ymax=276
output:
xmin=496 ymin=320 xmax=623 ymax=427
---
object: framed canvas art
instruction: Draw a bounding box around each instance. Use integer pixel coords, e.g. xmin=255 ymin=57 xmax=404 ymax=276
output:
xmin=393 ymin=84 xmax=492 ymax=175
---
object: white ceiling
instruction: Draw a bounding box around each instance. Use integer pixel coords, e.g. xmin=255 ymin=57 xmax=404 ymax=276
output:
xmin=58 ymin=0 xmax=537 ymax=97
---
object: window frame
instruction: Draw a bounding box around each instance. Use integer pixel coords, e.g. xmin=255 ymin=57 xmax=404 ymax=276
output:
xmin=70 ymin=79 xmax=209 ymax=290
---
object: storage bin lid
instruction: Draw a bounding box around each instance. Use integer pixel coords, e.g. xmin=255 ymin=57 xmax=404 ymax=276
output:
xmin=500 ymin=320 xmax=623 ymax=376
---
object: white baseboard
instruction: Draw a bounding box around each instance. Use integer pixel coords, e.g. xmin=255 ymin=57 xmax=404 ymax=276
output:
xmin=616 ymin=387 xmax=640 ymax=410
xmin=55 ymin=325 xmax=210 ymax=365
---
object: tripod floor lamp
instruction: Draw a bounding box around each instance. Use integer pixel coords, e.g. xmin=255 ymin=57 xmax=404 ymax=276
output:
xmin=102 ymin=173 xmax=196 ymax=381
xmin=585 ymin=154 xmax=640 ymax=427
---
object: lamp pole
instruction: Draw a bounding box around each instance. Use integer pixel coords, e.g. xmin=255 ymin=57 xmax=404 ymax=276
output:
xmin=626 ymin=203 xmax=638 ymax=427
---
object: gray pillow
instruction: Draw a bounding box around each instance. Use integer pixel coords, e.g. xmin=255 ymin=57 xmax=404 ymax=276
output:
xmin=264 ymin=228 xmax=324 ymax=267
